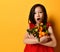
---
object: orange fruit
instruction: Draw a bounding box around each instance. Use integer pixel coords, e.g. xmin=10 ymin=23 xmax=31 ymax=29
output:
xmin=39 ymin=27 xmax=43 ymax=31
xmin=39 ymin=34 xmax=43 ymax=38
xmin=42 ymin=32 xmax=46 ymax=36
xmin=39 ymin=31 xmax=43 ymax=38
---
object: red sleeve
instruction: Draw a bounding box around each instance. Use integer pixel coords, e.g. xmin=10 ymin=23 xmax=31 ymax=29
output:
xmin=29 ymin=23 xmax=35 ymax=29
xmin=46 ymin=22 xmax=51 ymax=28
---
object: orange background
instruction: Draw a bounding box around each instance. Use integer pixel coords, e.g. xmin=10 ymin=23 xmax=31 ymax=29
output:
xmin=0 ymin=0 xmax=60 ymax=52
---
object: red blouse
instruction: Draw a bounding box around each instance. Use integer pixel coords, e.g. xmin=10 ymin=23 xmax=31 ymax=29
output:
xmin=24 ymin=22 xmax=54 ymax=52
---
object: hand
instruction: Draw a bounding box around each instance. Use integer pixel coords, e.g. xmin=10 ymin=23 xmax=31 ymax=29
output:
xmin=28 ymin=34 xmax=35 ymax=39
xmin=40 ymin=35 xmax=50 ymax=43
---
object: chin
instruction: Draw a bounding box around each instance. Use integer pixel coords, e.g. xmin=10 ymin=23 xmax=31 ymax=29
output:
xmin=36 ymin=22 xmax=40 ymax=24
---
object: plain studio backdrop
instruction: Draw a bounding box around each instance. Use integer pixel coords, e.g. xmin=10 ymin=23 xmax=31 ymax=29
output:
xmin=0 ymin=0 xmax=60 ymax=52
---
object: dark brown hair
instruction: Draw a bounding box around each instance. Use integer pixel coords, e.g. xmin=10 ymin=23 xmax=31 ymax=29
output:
xmin=28 ymin=4 xmax=48 ymax=25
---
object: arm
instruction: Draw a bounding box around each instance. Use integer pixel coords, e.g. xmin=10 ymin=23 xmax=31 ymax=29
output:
xmin=23 ymin=32 xmax=49 ymax=44
xmin=40 ymin=26 xmax=57 ymax=47
xmin=23 ymin=25 xmax=51 ymax=44
xmin=23 ymin=32 xmax=39 ymax=44
xmin=23 ymin=25 xmax=39 ymax=44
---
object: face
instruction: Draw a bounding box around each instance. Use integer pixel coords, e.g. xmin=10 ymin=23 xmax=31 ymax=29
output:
xmin=34 ymin=6 xmax=44 ymax=24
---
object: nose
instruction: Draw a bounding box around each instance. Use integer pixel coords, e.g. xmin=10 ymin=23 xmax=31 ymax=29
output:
xmin=37 ymin=13 xmax=40 ymax=17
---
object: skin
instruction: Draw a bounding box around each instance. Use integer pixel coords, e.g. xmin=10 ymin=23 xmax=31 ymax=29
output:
xmin=34 ymin=7 xmax=44 ymax=25
xmin=23 ymin=7 xmax=57 ymax=47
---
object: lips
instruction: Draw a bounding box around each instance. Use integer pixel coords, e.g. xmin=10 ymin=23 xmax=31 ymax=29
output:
xmin=37 ymin=18 xmax=40 ymax=21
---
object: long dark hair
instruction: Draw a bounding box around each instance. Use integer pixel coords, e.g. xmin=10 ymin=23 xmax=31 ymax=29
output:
xmin=28 ymin=4 xmax=48 ymax=25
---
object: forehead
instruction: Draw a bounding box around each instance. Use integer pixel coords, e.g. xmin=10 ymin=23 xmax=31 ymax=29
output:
xmin=35 ymin=6 xmax=42 ymax=12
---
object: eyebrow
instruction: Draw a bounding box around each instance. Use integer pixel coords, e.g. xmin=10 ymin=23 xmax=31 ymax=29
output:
xmin=34 ymin=11 xmax=43 ymax=13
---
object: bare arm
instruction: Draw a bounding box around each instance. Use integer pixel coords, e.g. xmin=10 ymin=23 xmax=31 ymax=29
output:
xmin=23 ymin=25 xmax=52 ymax=44
xmin=23 ymin=25 xmax=39 ymax=44
xmin=40 ymin=26 xmax=57 ymax=47
xmin=23 ymin=32 xmax=50 ymax=44
xmin=23 ymin=25 xmax=57 ymax=47
xmin=23 ymin=32 xmax=39 ymax=44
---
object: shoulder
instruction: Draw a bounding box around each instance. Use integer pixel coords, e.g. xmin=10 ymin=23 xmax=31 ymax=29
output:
xmin=47 ymin=22 xmax=53 ymax=34
xmin=46 ymin=22 xmax=53 ymax=34
xmin=28 ymin=23 xmax=35 ymax=29
xmin=46 ymin=22 xmax=51 ymax=27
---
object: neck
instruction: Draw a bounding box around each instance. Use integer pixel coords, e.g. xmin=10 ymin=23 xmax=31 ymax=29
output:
xmin=35 ymin=22 xmax=42 ymax=26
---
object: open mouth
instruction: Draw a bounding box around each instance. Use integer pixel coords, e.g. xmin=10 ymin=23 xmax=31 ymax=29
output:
xmin=37 ymin=18 xmax=40 ymax=21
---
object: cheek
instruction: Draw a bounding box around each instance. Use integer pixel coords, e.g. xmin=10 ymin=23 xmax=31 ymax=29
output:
xmin=40 ymin=14 xmax=43 ymax=17
xmin=34 ymin=14 xmax=37 ymax=19
xmin=34 ymin=14 xmax=36 ymax=17
xmin=34 ymin=14 xmax=37 ymax=21
xmin=40 ymin=13 xmax=44 ymax=18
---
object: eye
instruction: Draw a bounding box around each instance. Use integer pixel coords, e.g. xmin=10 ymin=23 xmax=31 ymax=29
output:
xmin=39 ymin=12 xmax=43 ymax=13
xmin=34 ymin=12 xmax=36 ymax=14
